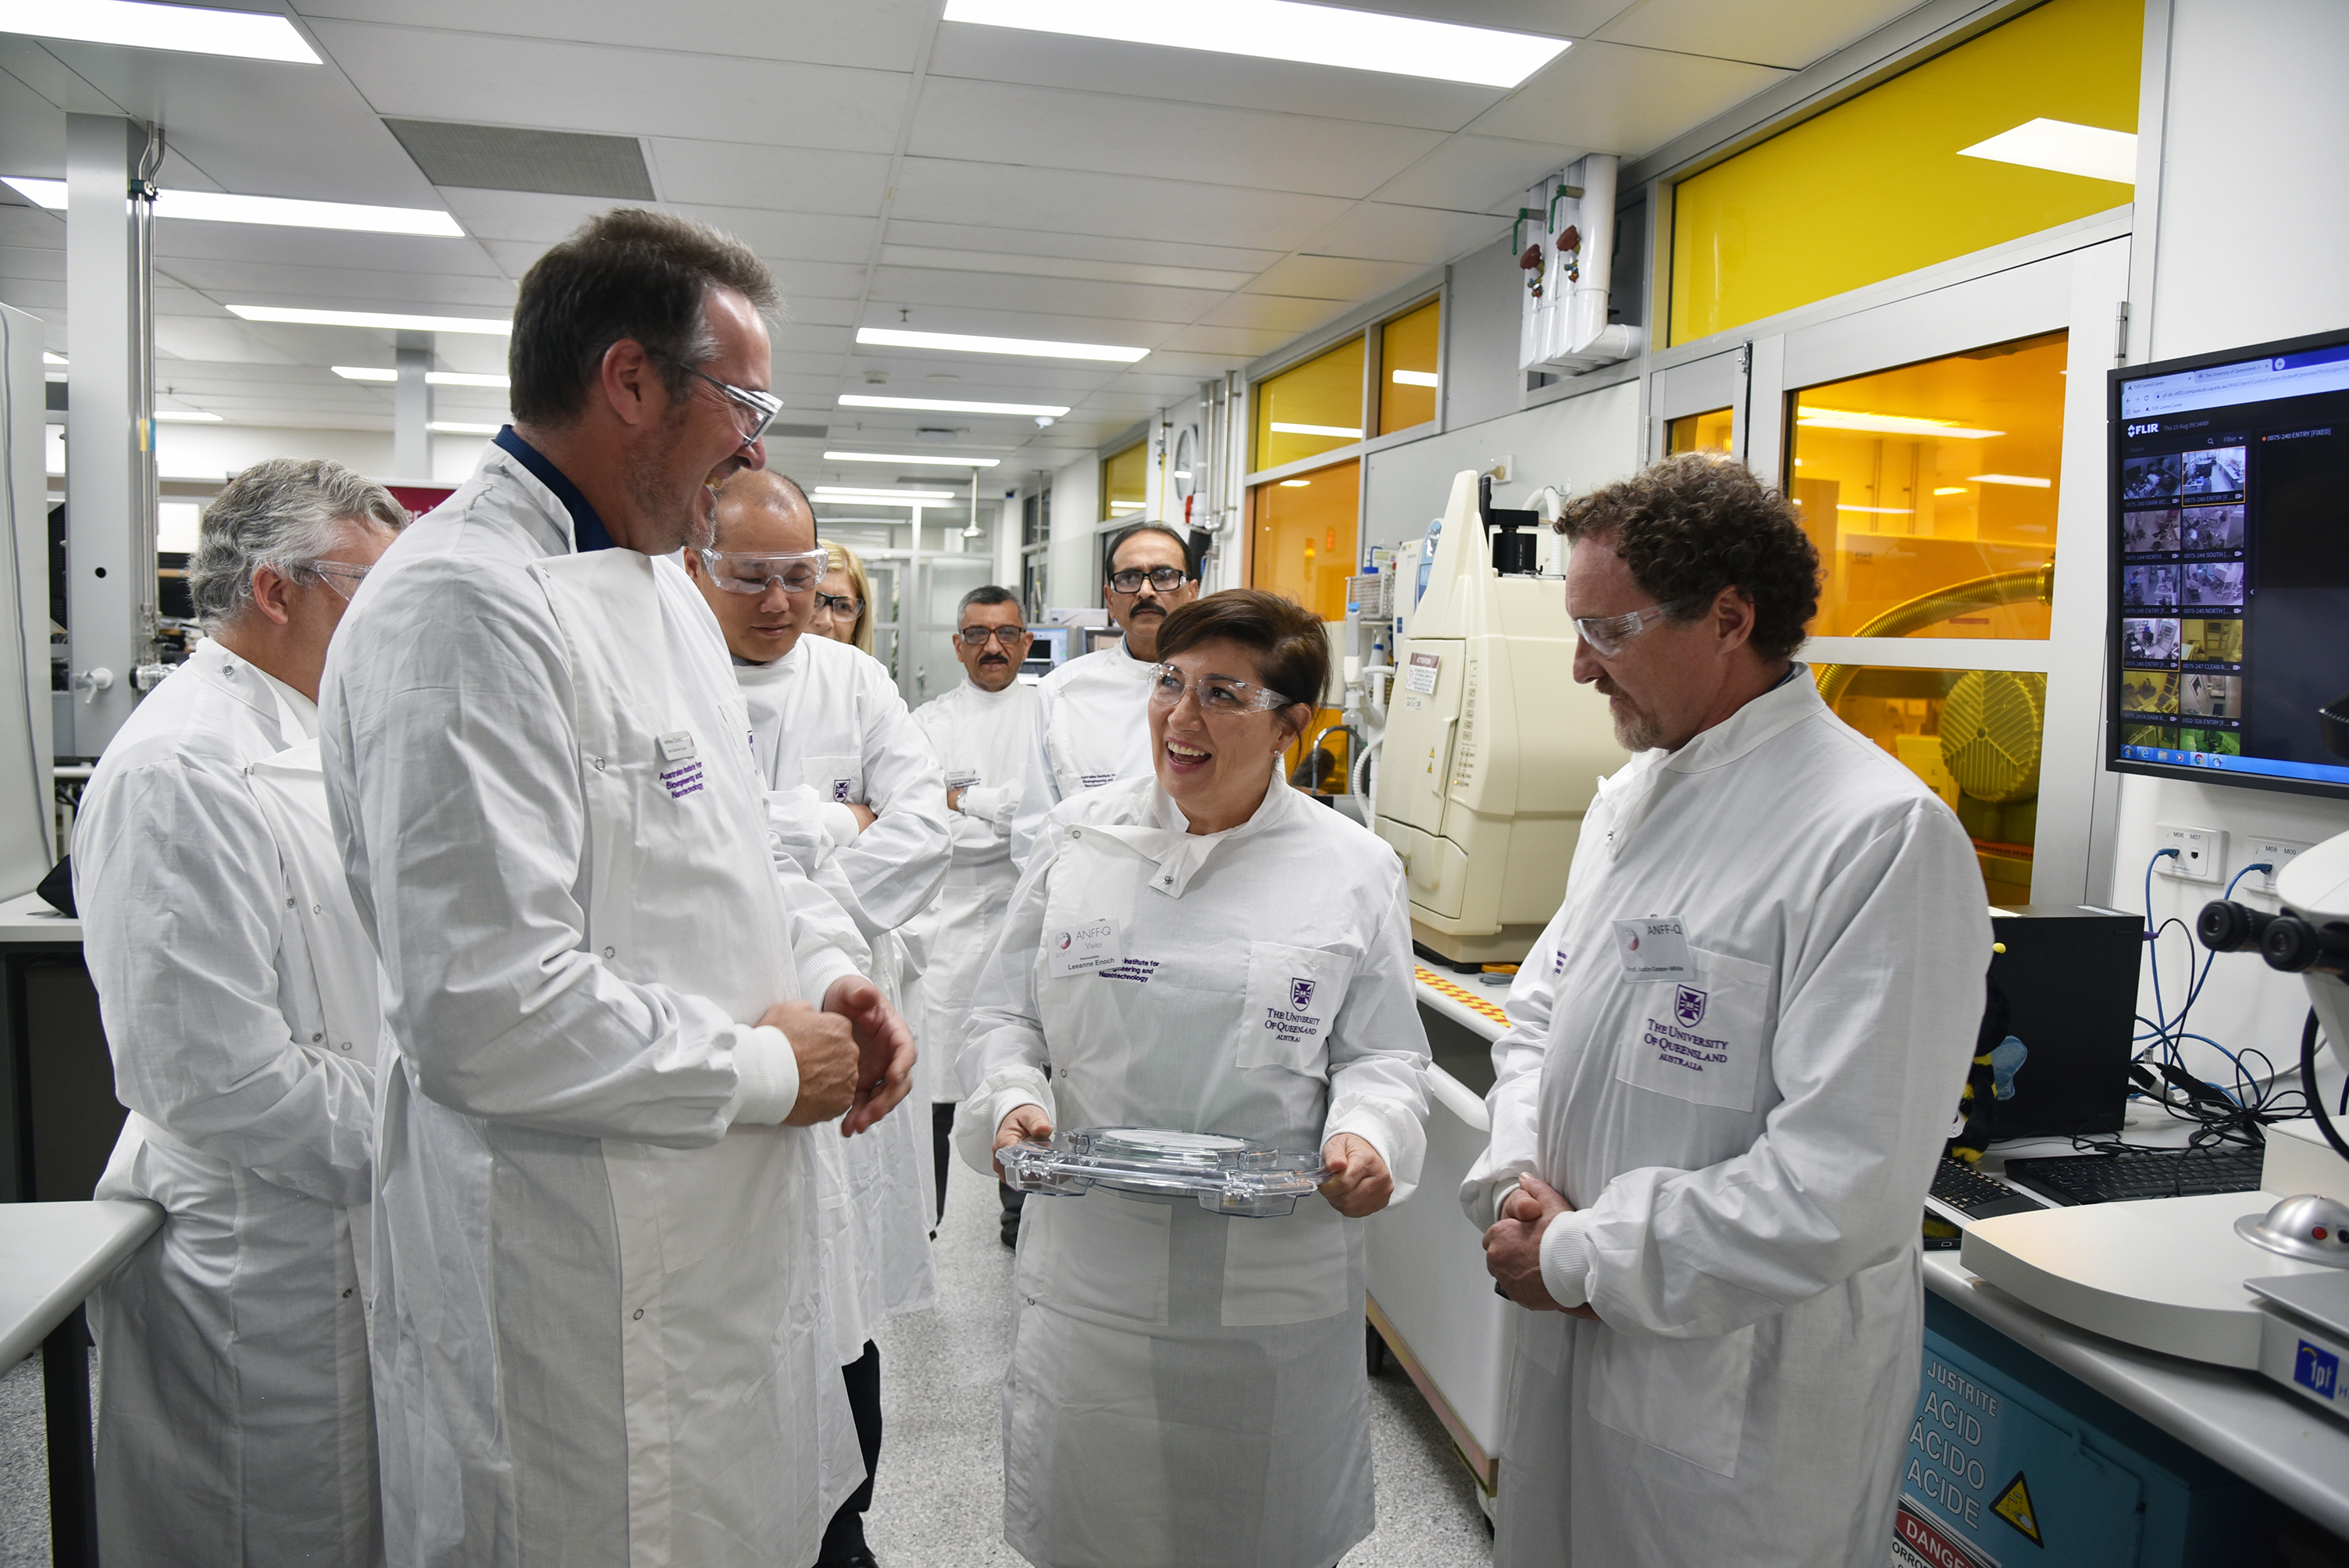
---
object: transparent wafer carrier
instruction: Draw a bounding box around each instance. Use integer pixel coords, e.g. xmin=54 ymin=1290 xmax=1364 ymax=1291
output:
xmin=997 ymin=1128 xmax=1333 ymax=1217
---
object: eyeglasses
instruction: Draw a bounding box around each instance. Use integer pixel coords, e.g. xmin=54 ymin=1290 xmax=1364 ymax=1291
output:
xmin=1573 ymin=599 xmax=1698 ymax=658
xmin=679 ymin=364 xmax=783 ymax=451
xmin=1146 ymin=662 xmax=1297 ymax=716
xmin=812 ymin=590 xmax=864 ymax=618
xmin=1107 ymin=565 xmax=1189 ymax=594
xmin=957 ymin=625 xmax=1031 ymax=648
xmin=307 ymin=561 xmax=372 ymax=601
xmin=695 ymin=547 xmax=828 ymax=596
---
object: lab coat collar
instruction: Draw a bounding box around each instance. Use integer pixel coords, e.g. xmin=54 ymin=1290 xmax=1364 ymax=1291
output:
xmin=493 ymin=427 xmax=617 ymax=552
xmin=1078 ymin=762 xmax=1289 ymax=899
xmin=1659 ymin=662 xmax=1824 ymax=776
xmin=189 ymin=637 xmax=317 ymax=748
xmin=957 ymin=673 xmax=1027 ymax=704
xmin=468 ymin=441 xmax=587 ymax=558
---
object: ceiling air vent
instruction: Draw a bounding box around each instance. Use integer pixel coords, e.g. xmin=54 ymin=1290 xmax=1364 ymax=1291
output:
xmin=383 ymin=119 xmax=654 ymax=200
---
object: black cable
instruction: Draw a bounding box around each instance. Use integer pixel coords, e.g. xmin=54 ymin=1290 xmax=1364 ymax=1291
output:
xmin=2301 ymin=1009 xmax=2349 ymax=1167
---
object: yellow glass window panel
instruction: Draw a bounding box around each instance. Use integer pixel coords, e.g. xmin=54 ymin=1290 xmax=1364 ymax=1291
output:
xmin=1816 ymin=664 xmax=2043 ymax=905
xmin=1250 ymin=460 xmax=1359 ymax=623
xmin=1666 ymin=408 xmax=1733 ymax=454
xmin=1789 ymin=330 xmax=2066 ymax=640
xmin=1378 ymin=298 xmax=1441 ymax=437
xmin=1100 ymin=439 xmax=1147 ymax=522
xmin=1254 ymin=336 xmax=1365 ymax=471
xmin=1668 ymin=0 xmax=2140 ymax=344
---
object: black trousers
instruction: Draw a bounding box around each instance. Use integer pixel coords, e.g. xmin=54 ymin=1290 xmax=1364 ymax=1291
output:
xmin=818 ymin=1340 xmax=882 ymax=1565
xmin=932 ymin=1102 xmax=954 ymax=1224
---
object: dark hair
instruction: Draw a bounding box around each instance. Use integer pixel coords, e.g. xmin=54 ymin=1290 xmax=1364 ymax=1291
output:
xmin=1103 ymin=522 xmax=1196 ymax=580
xmin=1154 ymin=590 xmax=1328 ymax=724
xmin=1556 ymin=453 xmax=1820 ymax=661
xmin=957 ymin=583 xmax=1021 ymax=620
xmin=510 ymin=208 xmax=779 ymax=428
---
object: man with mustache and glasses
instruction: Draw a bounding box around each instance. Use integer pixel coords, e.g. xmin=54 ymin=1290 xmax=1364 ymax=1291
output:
xmin=907 ymin=585 xmax=1040 ymax=1240
xmin=1465 ymin=454 xmax=1988 ymax=1568
xmin=320 ymin=208 xmax=910 ymax=1568
xmin=1007 ymin=522 xmax=1198 ymax=869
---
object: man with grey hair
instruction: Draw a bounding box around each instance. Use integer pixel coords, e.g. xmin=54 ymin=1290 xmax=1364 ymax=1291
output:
xmin=322 ymin=208 xmax=910 ymax=1566
xmin=75 ymin=457 xmax=402 ymax=1563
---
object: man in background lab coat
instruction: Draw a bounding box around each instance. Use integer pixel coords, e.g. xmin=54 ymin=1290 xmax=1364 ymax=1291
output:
xmin=684 ymin=469 xmax=948 ymax=1568
xmin=1467 ymin=454 xmax=1989 ymax=1568
xmin=322 ymin=208 xmax=910 ymax=1568
xmin=907 ymin=583 xmax=1039 ymax=1228
xmin=77 ymin=459 xmax=403 ymax=1565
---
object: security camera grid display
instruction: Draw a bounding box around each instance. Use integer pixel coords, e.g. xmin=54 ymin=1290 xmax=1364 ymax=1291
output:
xmin=2108 ymin=331 xmax=2349 ymax=796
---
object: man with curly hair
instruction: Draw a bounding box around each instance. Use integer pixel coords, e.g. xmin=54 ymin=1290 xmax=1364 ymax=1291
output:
xmin=1467 ymin=453 xmax=1991 ymax=1566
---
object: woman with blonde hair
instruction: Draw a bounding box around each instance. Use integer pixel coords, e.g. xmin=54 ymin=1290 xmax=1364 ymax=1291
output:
xmin=811 ymin=540 xmax=876 ymax=653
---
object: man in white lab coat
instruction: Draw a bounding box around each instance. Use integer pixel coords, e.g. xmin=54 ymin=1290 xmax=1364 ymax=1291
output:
xmin=683 ymin=469 xmax=949 ymax=1568
xmin=907 ymin=583 xmax=1039 ymax=1226
xmin=1467 ymin=454 xmax=1990 ymax=1568
xmin=1007 ymin=521 xmax=1197 ymax=868
xmin=77 ymin=458 xmax=403 ymax=1565
xmin=321 ymin=209 xmax=911 ymax=1568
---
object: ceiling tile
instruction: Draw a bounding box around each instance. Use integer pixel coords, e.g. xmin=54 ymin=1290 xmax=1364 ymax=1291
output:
xmin=868 ymin=265 xmax=1224 ymax=327
xmin=884 ymin=219 xmax=1282 ymax=275
xmin=1299 ymin=201 xmax=1508 ymax=265
xmin=1248 ymin=254 xmax=1429 ymax=301
xmin=879 ymin=244 xmax=1257 ymax=294
xmin=1151 ymin=325 xmax=1296 ymax=359
xmin=778 ymin=296 xmax=861 ymax=329
xmin=889 ymin=158 xmax=1353 ymax=253
xmin=1466 ymin=39 xmax=1788 ymax=151
xmin=907 ymin=77 xmax=1445 ymax=201
xmin=671 ymin=205 xmax=875 ymax=265
xmin=1196 ymin=294 xmax=1354 ymax=335
xmin=1592 ymin=0 xmax=1920 ymax=69
xmin=441 ymin=189 xmax=620 ymax=245
xmin=0 ymin=67 xmax=66 ymax=176
xmin=151 ymin=224 xmax=503 ymax=277
xmin=1370 ymin=133 xmax=1589 ymax=215
xmin=308 ymin=22 xmax=909 ymax=155
xmin=0 ymin=39 xmax=125 ymax=116
xmin=646 ymin=140 xmax=890 ymax=217
xmin=291 ymin=1 xmax=937 ymax=72
xmin=152 ymin=318 xmax=307 ymax=365
xmin=155 ymin=258 xmax=519 ymax=310
xmin=758 ymin=259 xmax=869 ymax=302
xmin=1337 ymin=0 xmax=1629 ymax=31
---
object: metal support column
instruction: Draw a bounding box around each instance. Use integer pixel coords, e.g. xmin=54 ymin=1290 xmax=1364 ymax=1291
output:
xmin=393 ymin=330 xmax=432 ymax=479
xmin=63 ymin=115 xmax=151 ymax=755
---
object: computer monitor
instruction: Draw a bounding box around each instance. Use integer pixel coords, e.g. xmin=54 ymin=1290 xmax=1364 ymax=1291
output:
xmin=2108 ymin=329 xmax=2349 ymax=800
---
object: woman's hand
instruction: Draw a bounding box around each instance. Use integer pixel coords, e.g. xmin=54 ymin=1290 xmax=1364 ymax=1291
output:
xmin=993 ymin=1104 xmax=1054 ymax=1175
xmin=1317 ymin=1133 xmax=1392 ymax=1217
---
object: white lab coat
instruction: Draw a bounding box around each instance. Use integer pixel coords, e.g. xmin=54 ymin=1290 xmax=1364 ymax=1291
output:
xmin=1007 ymin=640 xmax=1155 ymax=868
xmin=320 ymin=446 xmax=864 ymax=1568
xmin=908 ymin=675 xmax=1039 ymax=1099
xmin=1458 ymin=672 xmax=1989 ymax=1568
xmin=736 ymin=634 xmax=947 ymax=1351
xmin=76 ymin=641 xmax=382 ymax=1566
xmin=955 ymin=770 xmax=1430 ymax=1568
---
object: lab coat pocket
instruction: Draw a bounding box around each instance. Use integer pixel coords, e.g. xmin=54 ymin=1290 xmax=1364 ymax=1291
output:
xmin=1221 ymin=1205 xmax=1353 ymax=1326
xmin=800 ymin=752 xmax=864 ymax=806
xmin=1018 ymin=1189 xmax=1171 ymax=1327
xmin=1611 ymin=947 xmax=1773 ymax=1114
xmin=1587 ymin=1323 xmax=1756 ymax=1477
xmin=1237 ymin=942 xmax=1349 ymax=1074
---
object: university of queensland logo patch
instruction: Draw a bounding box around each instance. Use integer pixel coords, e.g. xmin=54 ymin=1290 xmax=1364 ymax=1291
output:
xmin=832 ymin=778 xmax=853 ymax=803
xmin=1290 ymin=977 xmax=1317 ymax=1012
xmin=1674 ymin=985 xmax=1708 ymax=1028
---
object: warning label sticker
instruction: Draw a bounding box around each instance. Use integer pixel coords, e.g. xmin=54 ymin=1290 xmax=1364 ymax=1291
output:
xmin=1990 ymin=1472 xmax=2042 ymax=1547
xmin=1894 ymin=1499 xmax=2001 ymax=1568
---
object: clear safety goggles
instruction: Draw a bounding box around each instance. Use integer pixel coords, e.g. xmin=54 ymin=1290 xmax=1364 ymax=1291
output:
xmin=306 ymin=561 xmax=372 ymax=601
xmin=1574 ymin=598 xmax=1698 ymax=658
xmin=1146 ymin=662 xmax=1298 ymax=717
xmin=679 ymin=365 xmax=784 ymax=451
xmin=695 ymin=547 xmax=829 ymax=596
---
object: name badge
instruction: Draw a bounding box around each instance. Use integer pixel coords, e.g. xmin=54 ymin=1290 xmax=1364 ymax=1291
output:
xmin=946 ymin=770 xmax=982 ymax=790
xmin=658 ymin=729 xmax=697 ymax=764
xmin=1047 ymin=918 xmax=1122 ymax=978
xmin=1612 ymin=918 xmax=1692 ymax=981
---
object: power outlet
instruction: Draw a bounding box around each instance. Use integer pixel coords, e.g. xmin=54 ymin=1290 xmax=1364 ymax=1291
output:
xmin=2243 ymin=837 xmax=2315 ymax=896
xmin=2155 ymin=823 xmax=2225 ymax=883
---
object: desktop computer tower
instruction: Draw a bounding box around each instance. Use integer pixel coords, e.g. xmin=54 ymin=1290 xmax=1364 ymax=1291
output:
xmin=1969 ymin=905 xmax=2140 ymax=1141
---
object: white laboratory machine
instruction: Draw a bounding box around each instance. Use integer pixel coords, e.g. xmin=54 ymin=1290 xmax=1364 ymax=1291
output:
xmin=1371 ymin=469 xmax=1624 ymax=966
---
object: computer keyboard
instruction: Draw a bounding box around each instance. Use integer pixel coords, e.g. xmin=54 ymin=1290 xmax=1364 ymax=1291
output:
xmin=1927 ymin=1156 xmax=2045 ymax=1221
xmin=2001 ymin=1145 xmax=2265 ymax=1206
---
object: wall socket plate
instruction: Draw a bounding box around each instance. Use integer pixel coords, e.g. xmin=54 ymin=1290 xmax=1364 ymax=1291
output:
xmin=2244 ymin=837 xmax=2316 ymax=897
xmin=2155 ymin=823 xmax=2225 ymax=883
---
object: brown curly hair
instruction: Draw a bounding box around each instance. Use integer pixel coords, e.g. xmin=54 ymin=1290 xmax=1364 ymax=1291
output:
xmin=1556 ymin=453 xmax=1820 ymax=661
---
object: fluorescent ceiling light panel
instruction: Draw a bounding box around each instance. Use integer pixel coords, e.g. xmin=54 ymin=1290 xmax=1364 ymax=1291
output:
xmin=1934 ymin=486 xmax=1968 ymax=496
xmin=824 ymin=450 xmax=1000 ymax=468
xmin=940 ymin=0 xmax=1567 ymax=88
xmin=2 ymin=179 xmax=461 ymax=237
xmin=1795 ymin=408 xmax=2002 ymax=440
xmin=1279 ymin=479 xmax=1311 ymax=487
xmin=1271 ymin=421 xmax=1363 ymax=440
xmin=1108 ymin=501 xmax=1145 ymax=511
xmin=428 ymin=421 xmax=501 ymax=435
xmin=0 ymin=0 xmax=320 ymax=62
xmin=152 ymin=410 xmax=220 ymax=422
xmin=231 ymin=305 xmax=512 ymax=335
xmin=1391 ymin=369 xmax=1439 ymax=388
xmin=43 ymin=352 xmax=66 ymax=366
xmin=1958 ymin=119 xmax=2136 ymax=185
xmin=1837 ymin=505 xmax=1914 ymax=515
xmin=333 ymin=365 xmax=512 ymax=388
xmin=814 ymin=486 xmax=957 ymax=501
xmin=839 ymin=394 xmax=1071 ymax=418
xmin=1966 ymin=472 xmax=2053 ymax=488
xmin=856 ymin=326 xmax=1146 ymax=363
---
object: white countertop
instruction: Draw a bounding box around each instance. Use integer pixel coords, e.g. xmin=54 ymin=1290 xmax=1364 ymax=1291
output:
xmin=0 ymin=1200 xmax=161 ymax=1370
xmin=0 ymin=889 xmax=80 ymax=944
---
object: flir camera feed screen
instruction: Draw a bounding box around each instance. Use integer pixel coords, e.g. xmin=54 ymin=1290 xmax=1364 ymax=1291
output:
xmin=2108 ymin=331 xmax=2349 ymax=799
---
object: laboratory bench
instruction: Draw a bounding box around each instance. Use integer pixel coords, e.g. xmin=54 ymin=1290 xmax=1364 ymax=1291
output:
xmin=0 ymin=889 xmax=118 ymax=1206
xmin=1376 ymin=968 xmax=2349 ymax=1547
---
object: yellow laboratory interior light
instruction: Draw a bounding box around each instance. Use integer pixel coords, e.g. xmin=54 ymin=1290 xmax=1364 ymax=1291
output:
xmin=1966 ymin=473 xmax=2054 ymax=488
xmin=1958 ymin=119 xmax=2136 ymax=184
xmin=1795 ymin=408 xmax=2005 ymax=440
xmin=1270 ymin=422 xmax=1363 ymax=440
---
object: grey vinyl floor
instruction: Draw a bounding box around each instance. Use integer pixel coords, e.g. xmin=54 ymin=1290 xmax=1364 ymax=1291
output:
xmin=0 ymin=1177 xmax=1494 ymax=1568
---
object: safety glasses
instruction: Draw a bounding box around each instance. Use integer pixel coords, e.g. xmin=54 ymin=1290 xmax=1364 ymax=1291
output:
xmin=695 ymin=547 xmax=829 ymax=596
xmin=1146 ymin=662 xmax=1297 ymax=716
xmin=812 ymin=590 xmax=864 ymax=618
xmin=680 ymin=365 xmax=784 ymax=450
xmin=1574 ymin=599 xmax=1698 ymax=658
xmin=307 ymin=561 xmax=372 ymax=600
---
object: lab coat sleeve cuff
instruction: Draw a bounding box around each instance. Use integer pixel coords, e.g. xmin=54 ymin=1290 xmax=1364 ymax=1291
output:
xmin=722 ymin=1025 xmax=801 ymax=1128
xmin=1538 ymin=1213 xmax=1595 ymax=1311
xmin=951 ymin=1066 xmax=1055 ymax=1178
xmin=1324 ymin=1091 xmax=1424 ymax=1205
xmin=818 ymin=800 xmax=861 ymax=846
xmin=959 ymin=784 xmax=1014 ymax=831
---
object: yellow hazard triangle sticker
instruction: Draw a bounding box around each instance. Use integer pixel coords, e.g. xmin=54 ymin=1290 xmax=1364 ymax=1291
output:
xmin=1991 ymin=1470 xmax=2043 ymax=1546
